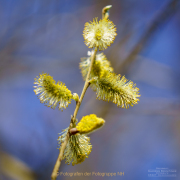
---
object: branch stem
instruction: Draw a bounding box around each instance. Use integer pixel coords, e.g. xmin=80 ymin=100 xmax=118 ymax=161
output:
xmin=51 ymin=47 xmax=98 ymax=180
xmin=72 ymin=47 xmax=97 ymax=122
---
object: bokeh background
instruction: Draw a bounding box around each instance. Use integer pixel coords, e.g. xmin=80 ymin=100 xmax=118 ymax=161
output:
xmin=0 ymin=0 xmax=180 ymax=180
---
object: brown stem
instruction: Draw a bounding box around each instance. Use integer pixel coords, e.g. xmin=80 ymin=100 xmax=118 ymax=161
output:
xmin=51 ymin=47 xmax=98 ymax=180
xmin=51 ymin=133 xmax=69 ymax=180
xmin=72 ymin=48 xmax=97 ymax=122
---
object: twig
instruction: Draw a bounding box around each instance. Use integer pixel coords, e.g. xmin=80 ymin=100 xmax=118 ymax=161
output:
xmin=51 ymin=133 xmax=69 ymax=180
xmin=72 ymin=47 xmax=98 ymax=122
xmin=51 ymin=47 xmax=98 ymax=180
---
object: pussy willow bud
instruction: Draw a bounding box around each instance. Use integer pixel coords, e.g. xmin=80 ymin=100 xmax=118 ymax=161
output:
xmin=76 ymin=114 xmax=105 ymax=134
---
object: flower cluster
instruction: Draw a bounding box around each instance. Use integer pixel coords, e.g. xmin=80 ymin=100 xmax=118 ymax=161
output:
xmin=76 ymin=114 xmax=105 ymax=134
xmin=33 ymin=6 xmax=141 ymax=173
xmin=58 ymin=128 xmax=92 ymax=166
xmin=80 ymin=51 xmax=113 ymax=80
xmin=91 ymin=73 xmax=140 ymax=108
xmin=34 ymin=73 xmax=73 ymax=111
xmin=80 ymin=52 xmax=140 ymax=108
xmin=83 ymin=18 xmax=117 ymax=51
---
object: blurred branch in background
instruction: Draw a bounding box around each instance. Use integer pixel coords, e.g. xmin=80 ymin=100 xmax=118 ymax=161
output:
xmin=0 ymin=152 xmax=36 ymax=180
xmin=118 ymin=0 xmax=180 ymax=74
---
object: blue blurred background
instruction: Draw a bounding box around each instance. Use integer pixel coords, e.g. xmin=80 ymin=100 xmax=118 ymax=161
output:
xmin=0 ymin=0 xmax=180 ymax=180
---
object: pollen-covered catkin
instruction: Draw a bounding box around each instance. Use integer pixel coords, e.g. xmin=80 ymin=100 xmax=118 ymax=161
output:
xmin=91 ymin=72 xmax=140 ymax=108
xmin=58 ymin=128 xmax=92 ymax=166
xmin=83 ymin=18 xmax=117 ymax=50
xmin=80 ymin=53 xmax=140 ymax=108
xmin=80 ymin=51 xmax=113 ymax=80
xmin=34 ymin=73 xmax=73 ymax=111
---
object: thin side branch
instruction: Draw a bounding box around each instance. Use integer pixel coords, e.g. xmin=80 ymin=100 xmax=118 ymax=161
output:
xmin=51 ymin=47 xmax=98 ymax=180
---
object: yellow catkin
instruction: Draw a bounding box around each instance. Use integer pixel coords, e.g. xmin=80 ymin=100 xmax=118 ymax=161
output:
xmin=80 ymin=51 xmax=113 ymax=80
xmin=34 ymin=73 xmax=73 ymax=111
xmin=76 ymin=114 xmax=105 ymax=134
xmin=91 ymin=72 xmax=140 ymax=108
xmin=58 ymin=128 xmax=92 ymax=166
xmin=83 ymin=18 xmax=117 ymax=50
xmin=80 ymin=53 xmax=140 ymax=108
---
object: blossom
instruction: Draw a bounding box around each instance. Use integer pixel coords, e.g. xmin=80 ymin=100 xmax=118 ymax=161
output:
xmin=76 ymin=114 xmax=105 ymax=134
xmin=80 ymin=51 xmax=113 ymax=80
xmin=83 ymin=18 xmax=117 ymax=50
xmin=34 ymin=73 xmax=73 ymax=111
xmin=80 ymin=52 xmax=140 ymax=108
xmin=91 ymin=72 xmax=140 ymax=108
xmin=58 ymin=128 xmax=92 ymax=166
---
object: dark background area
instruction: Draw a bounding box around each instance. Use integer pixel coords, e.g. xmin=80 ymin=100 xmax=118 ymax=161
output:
xmin=0 ymin=0 xmax=180 ymax=180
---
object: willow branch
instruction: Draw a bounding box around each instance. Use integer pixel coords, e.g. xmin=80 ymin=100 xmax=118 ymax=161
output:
xmin=51 ymin=47 xmax=98 ymax=180
xmin=51 ymin=133 xmax=69 ymax=180
xmin=72 ymin=47 xmax=98 ymax=122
